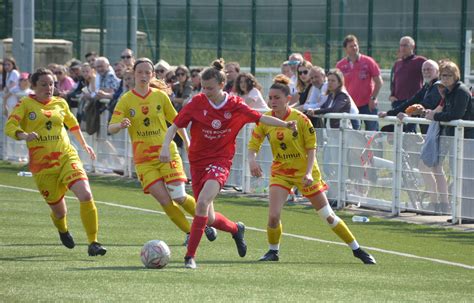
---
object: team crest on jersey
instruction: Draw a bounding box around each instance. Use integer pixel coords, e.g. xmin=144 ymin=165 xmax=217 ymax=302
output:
xmin=280 ymin=143 xmax=287 ymax=150
xmin=156 ymin=105 xmax=161 ymax=111
xmin=309 ymin=127 xmax=315 ymax=134
xmin=143 ymin=117 xmax=150 ymax=127
xmin=141 ymin=106 xmax=149 ymax=115
xmin=211 ymin=119 xmax=221 ymax=129
xmin=276 ymin=131 xmax=284 ymax=141
xmin=224 ymin=111 xmax=232 ymax=119
xmin=292 ymin=130 xmax=299 ymax=138
xmin=28 ymin=112 xmax=36 ymax=120
xmin=43 ymin=110 xmax=52 ymax=118
xmin=46 ymin=121 xmax=52 ymax=130
xmin=129 ymin=109 xmax=136 ymax=117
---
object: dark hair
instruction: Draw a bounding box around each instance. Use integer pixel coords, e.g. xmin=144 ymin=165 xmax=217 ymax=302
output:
xmin=270 ymin=74 xmax=291 ymax=96
xmin=234 ymin=72 xmax=262 ymax=95
xmin=190 ymin=68 xmax=202 ymax=76
xmin=201 ymin=58 xmax=227 ymax=84
xmin=175 ymin=65 xmax=190 ymax=80
xmin=133 ymin=57 xmax=155 ymax=71
xmin=225 ymin=62 xmax=240 ymax=73
xmin=30 ymin=68 xmax=54 ymax=86
xmin=85 ymin=51 xmax=97 ymax=59
xmin=342 ymin=34 xmax=358 ymax=48
xmin=2 ymin=57 xmax=18 ymax=88
xmin=326 ymin=68 xmax=345 ymax=94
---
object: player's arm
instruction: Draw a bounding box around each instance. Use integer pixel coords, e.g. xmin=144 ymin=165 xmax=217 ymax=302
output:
xmin=248 ymin=149 xmax=263 ymax=178
xmin=303 ymin=148 xmax=316 ymax=187
xmin=159 ymin=123 xmax=179 ymax=163
xmin=108 ymin=118 xmax=131 ymax=134
xmin=259 ymin=115 xmax=297 ymax=132
xmin=176 ymin=127 xmax=190 ymax=151
xmin=70 ymin=127 xmax=96 ymax=160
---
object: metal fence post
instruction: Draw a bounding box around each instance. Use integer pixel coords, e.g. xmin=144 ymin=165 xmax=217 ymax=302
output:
xmin=251 ymin=0 xmax=257 ymax=75
xmin=324 ymin=0 xmax=332 ymax=71
xmin=460 ymin=0 xmax=467 ymax=81
xmin=452 ymin=126 xmax=464 ymax=224
xmin=336 ymin=121 xmax=346 ymax=209
xmin=392 ymin=122 xmax=403 ymax=216
xmin=217 ymin=0 xmax=223 ymax=58
xmin=412 ymin=0 xmax=418 ymax=44
xmin=185 ymin=0 xmax=191 ymax=67
xmin=127 ymin=0 xmax=131 ymax=49
xmin=286 ymin=0 xmax=292 ymax=59
xmin=99 ymin=0 xmax=105 ymax=56
xmin=52 ymin=0 xmax=57 ymax=38
xmin=367 ymin=0 xmax=373 ymax=56
xmin=76 ymin=0 xmax=82 ymax=58
xmin=337 ymin=0 xmax=344 ymax=60
xmin=155 ymin=0 xmax=161 ymax=61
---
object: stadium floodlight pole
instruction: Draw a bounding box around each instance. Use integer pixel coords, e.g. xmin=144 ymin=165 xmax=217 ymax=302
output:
xmin=12 ymin=0 xmax=34 ymax=73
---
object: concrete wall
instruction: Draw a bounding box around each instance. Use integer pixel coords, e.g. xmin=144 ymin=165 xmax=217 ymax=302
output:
xmin=3 ymin=38 xmax=73 ymax=71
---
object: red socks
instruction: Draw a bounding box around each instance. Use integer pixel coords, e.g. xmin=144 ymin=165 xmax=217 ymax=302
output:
xmin=211 ymin=212 xmax=238 ymax=234
xmin=186 ymin=215 xmax=207 ymax=258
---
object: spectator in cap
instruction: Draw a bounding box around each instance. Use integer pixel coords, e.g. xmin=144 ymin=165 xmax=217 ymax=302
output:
xmin=154 ymin=59 xmax=171 ymax=81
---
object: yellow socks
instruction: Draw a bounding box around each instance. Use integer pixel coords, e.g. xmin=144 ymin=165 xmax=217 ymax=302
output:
xmin=80 ymin=200 xmax=98 ymax=244
xmin=50 ymin=212 xmax=68 ymax=233
xmin=267 ymin=223 xmax=282 ymax=250
xmin=180 ymin=194 xmax=196 ymax=216
xmin=162 ymin=201 xmax=191 ymax=233
xmin=332 ymin=220 xmax=356 ymax=244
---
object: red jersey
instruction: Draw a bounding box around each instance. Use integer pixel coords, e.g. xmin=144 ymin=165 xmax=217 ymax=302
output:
xmin=174 ymin=93 xmax=262 ymax=166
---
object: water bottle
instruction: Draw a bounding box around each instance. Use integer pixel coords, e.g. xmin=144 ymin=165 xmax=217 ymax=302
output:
xmin=352 ymin=215 xmax=370 ymax=223
xmin=17 ymin=171 xmax=33 ymax=177
xmin=251 ymin=176 xmax=267 ymax=194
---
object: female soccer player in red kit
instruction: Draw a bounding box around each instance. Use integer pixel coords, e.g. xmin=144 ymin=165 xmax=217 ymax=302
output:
xmin=160 ymin=59 xmax=297 ymax=269
xmin=5 ymin=68 xmax=106 ymax=256
xmin=248 ymin=75 xmax=376 ymax=264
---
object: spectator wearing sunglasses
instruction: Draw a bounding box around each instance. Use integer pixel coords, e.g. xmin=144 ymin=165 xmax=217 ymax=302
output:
xmin=291 ymin=60 xmax=313 ymax=107
xmin=287 ymin=53 xmax=304 ymax=96
xmin=188 ymin=68 xmax=202 ymax=102
xmin=120 ymin=48 xmax=135 ymax=68
xmin=154 ymin=59 xmax=171 ymax=81
xmin=54 ymin=65 xmax=75 ymax=98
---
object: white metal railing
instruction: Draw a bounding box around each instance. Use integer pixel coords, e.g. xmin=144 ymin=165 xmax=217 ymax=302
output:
xmin=2 ymin=109 xmax=474 ymax=223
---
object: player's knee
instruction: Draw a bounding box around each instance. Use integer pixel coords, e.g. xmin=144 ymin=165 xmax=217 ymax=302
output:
xmin=317 ymin=205 xmax=340 ymax=228
xmin=79 ymin=191 xmax=93 ymax=202
xmin=166 ymin=183 xmax=186 ymax=201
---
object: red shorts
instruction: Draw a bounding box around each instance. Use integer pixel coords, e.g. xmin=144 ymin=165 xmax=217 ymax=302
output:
xmin=190 ymin=162 xmax=230 ymax=199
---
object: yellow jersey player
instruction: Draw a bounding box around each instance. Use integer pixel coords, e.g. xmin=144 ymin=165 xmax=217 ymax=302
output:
xmin=247 ymin=75 xmax=376 ymax=264
xmin=4 ymin=68 xmax=106 ymax=256
xmin=108 ymin=58 xmax=217 ymax=245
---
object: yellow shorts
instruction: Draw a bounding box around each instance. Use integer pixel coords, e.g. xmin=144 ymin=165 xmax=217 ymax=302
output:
xmin=270 ymin=168 xmax=327 ymax=198
xmin=34 ymin=157 xmax=88 ymax=204
xmin=136 ymin=151 xmax=187 ymax=194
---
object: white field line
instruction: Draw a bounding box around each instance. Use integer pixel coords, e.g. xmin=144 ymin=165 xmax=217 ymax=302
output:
xmin=1 ymin=183 xmax=473 ymax=270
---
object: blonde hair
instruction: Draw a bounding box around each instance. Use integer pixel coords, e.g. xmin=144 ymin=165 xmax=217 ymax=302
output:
xmin=439 ymin=60 xmax=460 ymax=82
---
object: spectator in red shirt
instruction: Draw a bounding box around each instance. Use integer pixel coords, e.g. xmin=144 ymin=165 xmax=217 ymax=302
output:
xmin=159 ymin=59 xmax=297 ymax=269
xmin=336 ymin=35 xmax=383 ymax=131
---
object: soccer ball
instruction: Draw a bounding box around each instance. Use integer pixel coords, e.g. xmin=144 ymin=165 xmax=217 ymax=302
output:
xmin=140 ymin=240 xmax=171 ymax=269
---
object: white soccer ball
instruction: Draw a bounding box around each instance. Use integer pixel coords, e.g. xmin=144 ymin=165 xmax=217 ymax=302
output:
xmin=140 ymin=240 xmax=171 ymax=269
